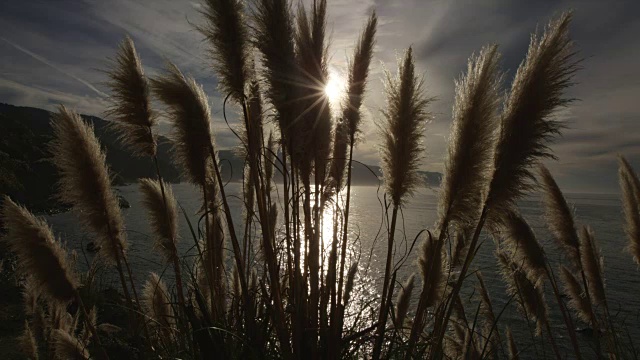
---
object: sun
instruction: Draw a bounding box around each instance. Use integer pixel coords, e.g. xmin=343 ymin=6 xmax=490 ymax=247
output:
xmin=324 ymin=69 xmax=346 ymax=111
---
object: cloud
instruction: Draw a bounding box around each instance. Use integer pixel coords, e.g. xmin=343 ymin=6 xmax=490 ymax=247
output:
xmin=1 ymin=0 xmax=639 ymax=193
xmin=1 ymin=37 xmax=108 ymax=98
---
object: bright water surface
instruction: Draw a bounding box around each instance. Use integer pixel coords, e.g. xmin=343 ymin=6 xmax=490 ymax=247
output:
xmin=45 ymin=183 xmax=640 ymax=359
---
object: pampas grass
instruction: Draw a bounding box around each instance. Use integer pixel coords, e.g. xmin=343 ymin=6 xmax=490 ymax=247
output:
xmin=380 ymin=47 xmax=431 ymax=207
xmin=579 ymin=226 xmax=606 ymax=306
xmin=200 ymin=0 xmax=250 ymax=102
xmin=343 ymin=12 xmax=377 ymax=140
xmin=506 ymin=326 xmax=519 ymax=360
xmin=418 ymin=232 xmax=446 ymax=309
xmin=1 ymin=196 xmax=77 ymax=303
xmin=3 ymin=5 xmax=617 ymax=359
xmin=451 ymin=231 xmax=468 ymax=266
xmin=105 ymin=36 xmax=157 ymax=158
xmin=139 ymin=178 xmax=179 ymax=262
xmin=540 ymin=165 xmax=581 ymax=266
xmin=476 ymin=271 xmax=499 ymax=352
xmin=375 ymin=47 xmax=431 ymax=359
xmin=560 ymin=265 xmax=595 ymax=324
xmin=619 ymin=156 xmax=640 ymax=266
xmin=486 ymin=12 xmax=578 ymax=225
xmin=500 ymin=211 xmax=546 ymax=285
xmin=428 ymin=14 xmax=579 ymax=357
xmin=19 ymin=320 xmax=39 ymax=360
xmin=328 ymin=119 xmax=348 ymax=192
xmin=296 ymin=0 xmax=332 ymax=182
xmin=394 ymin=274 xmax=415 ymax=328
xmin=253 ymin=0 xmax=298 ymax=144
xmin=51 ymin=329 xmax=90 ymax=360
xmin=50 ymin=106 xmax=127 ymax=264
xmin=151 ymin=63 xmax=214 ymax=186
xmin=497 ymin=251 xmax=548 ymax=337
xmin=327 ymin=11 xmax=376 ymax=193
xmin=143 ymin=273 xmax=175 ymax=334
xmin=343 ymin=261 xmax=358 ymax=308
xmin=244 ymin=78 xmax=265 ymax=163
xmin=438 ymin=45 xmax=502 ymax=230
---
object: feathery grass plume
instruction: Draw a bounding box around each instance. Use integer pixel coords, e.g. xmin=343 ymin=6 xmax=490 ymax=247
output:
xmin=242 ymin=163 xmax=256 ymax=215
xmin=50 ymin=106 xmax=127 ymax=263
xmin=438 ymin=45 xmax=502 ymax=230
xmin=1 ymin=196 xmax=77 ymax=303
xmin=200 ymin=0 xmax=250 ymax=102
xmin=476 ymin=271 xmax=499 ymax=351
xmin=451 ymin=293 xmax=468 ymax=326
xmin=19 ymin=320 xmax=38 ymax=360
xmin=264 ymin=131 xmax=277 ymax=191
xmin=539 ymin=165 xmax=581 ymax=266
xmin=193 ymin=254 xmax=211 ymax=309
xmin=290 ymin=2 xmax=315 ymax=172
xmin=380 ymin=47 xmax=432 ymax=206
xmin=202 ymin=165 xmax=226 ymax=307
xmin=506 ymin=326 xmax=519 ymax=360
xmin=327 ymin=12 xmax=376 ymax=194
xmin=97 ymin=323 xmax=122 ymax=334
xmin=559 ymin=265 xmax=594 ymax=324
xmin=142 ymin=273 xmax=175 ymax=332
xmin=105 ymin=36 xmax=157 ymax=158
xmin=418 ymin=232 xmax=446 ymax=308
xmin=295 ymin=0 xmax=332 ymax=180
xmin=579 ymin=226 xmax=606 ymax=305
xmin=151 ymin=63 xmax=214 ymax=186
xmin=486 ymin=12 xmax=578 ymax=227
xmin=394 ymin=274 xmax=416 ymax=328
xmin=80 ymin=306 xmax=97 ymax=343
xmin=343 ymin=261 xmax=358 ymax=307
xmin=618 ymin=156 xmax=640 ymax=266
xmin=497 ymin=251 xmax=548 ymax=336
xmin=443 ymin=327 xmax=465 ymax=359
xmin=461 ymin=326 xmax=481 ymax=359
xmin=51 ymin=329 xmax=90 ymax=360
xmin=268 ymin=202 xmax=278 ymax=236
xmin=253 ymin=0 xmax=299 ymax=145
xmin=343 ymin=11 xmax=377 ymax=139
xmin=501 ymin=211 xmax=547 ymax=285
xmin=327 ymin=119 xmax=348 ymax=193
xmin=139 ymin=178 xmax=179 ymax=262
xmin=23 ymin=278 xmax=40 ymax=316
xmin=451 ymin=230 xmax=468 ymax=267
xmin=50 ymin=304 xmax=74 ymax=334
xmin=243 ymin=78 xmax=265 ymax=161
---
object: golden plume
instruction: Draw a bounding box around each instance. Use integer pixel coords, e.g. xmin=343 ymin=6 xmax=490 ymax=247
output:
xmin=50 ymin=106 xmax=127 ymax=263
xmin=200 ymin=0 xmax=250 ymax=102
xmin=151 ymin=63 xmax=214 ymax=186
xmin=138 ymin=178 xmax=179 ymax=262
xmin=438 ymin=45 xmax=501 ymax=230
xmin=380 ymin=47 xmax=432 ymax=206
xmin=105 ymin=36 xmax=157 ymax=157
xmin=486 ymin=12 xmax=578 ymax=226
xmin=619 ymin=156 xmax=640 ymax=266
xmin=1 ymin=196 xmax=77 ymax=304
xmin=539 ymin=165 xmax=581 ymax=266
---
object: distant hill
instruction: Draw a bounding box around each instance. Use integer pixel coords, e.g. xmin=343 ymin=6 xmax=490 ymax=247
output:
xmin=0 ymin=103 xmax=180 ymax=212
xmin=0 ymin=103 xmax=441 ymax=212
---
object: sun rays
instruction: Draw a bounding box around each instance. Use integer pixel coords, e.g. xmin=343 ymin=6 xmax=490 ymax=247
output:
xmin=325 ymin=68 xmax=346 ymax=111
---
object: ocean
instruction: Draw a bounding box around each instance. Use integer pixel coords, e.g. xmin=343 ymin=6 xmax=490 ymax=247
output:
xmin=44 ymin=183 xmax=640 ymax=358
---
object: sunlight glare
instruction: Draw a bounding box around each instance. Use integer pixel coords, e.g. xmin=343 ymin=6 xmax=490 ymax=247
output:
xmin=324 ymin=69 xmax=346 ymax=111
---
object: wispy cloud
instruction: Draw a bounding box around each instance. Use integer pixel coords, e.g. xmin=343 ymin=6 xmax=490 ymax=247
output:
xmin=1 ymin=37 xmax=108 ymax=98
xmin=1 ymin=0 xmax=639 ymax=192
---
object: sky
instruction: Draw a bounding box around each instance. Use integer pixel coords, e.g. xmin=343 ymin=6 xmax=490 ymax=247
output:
xmin=1 ymin=0 xmax=639 ymax=193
